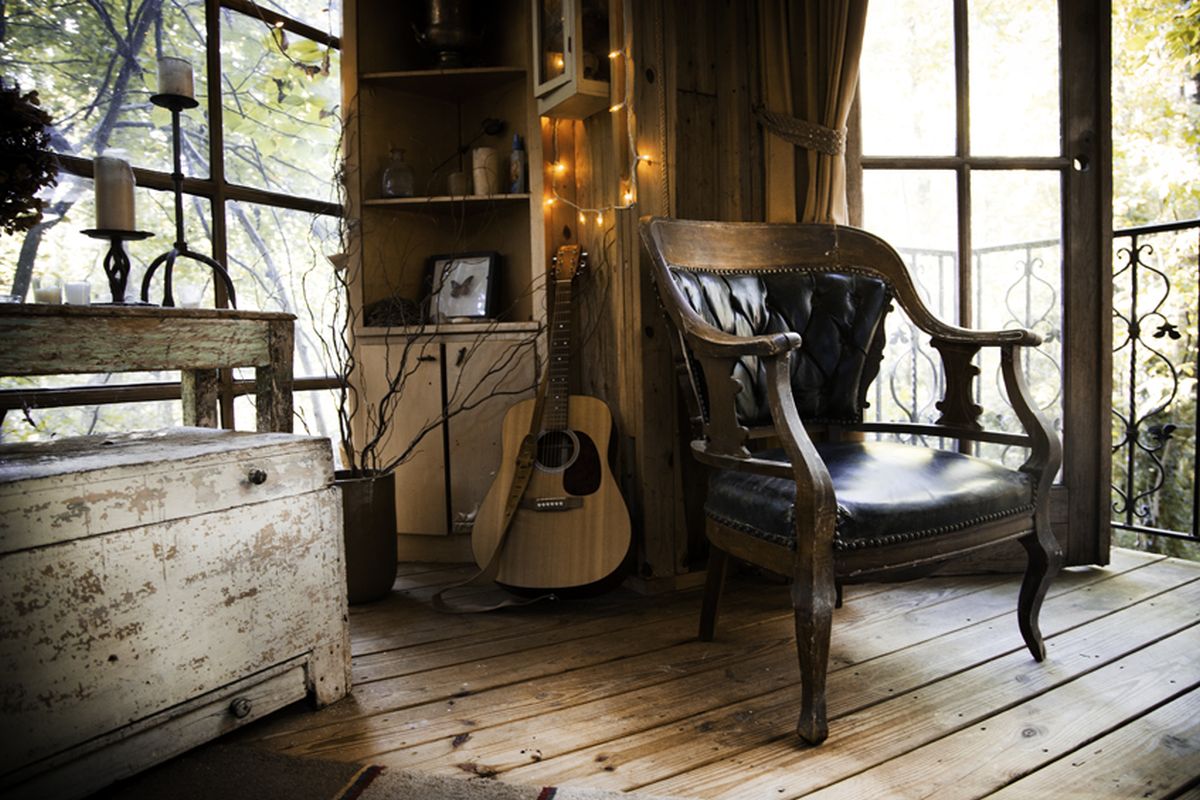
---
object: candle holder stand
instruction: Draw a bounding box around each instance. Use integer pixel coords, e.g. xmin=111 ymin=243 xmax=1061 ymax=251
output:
xmin=141 ymin=92 xmax=238 ymax=308
xmin=81 ymin=228 xmax=154 ymax=304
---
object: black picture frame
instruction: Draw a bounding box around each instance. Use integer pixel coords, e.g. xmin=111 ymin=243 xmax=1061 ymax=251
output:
xmin=426 ymin=251 xmax=500 ymax=322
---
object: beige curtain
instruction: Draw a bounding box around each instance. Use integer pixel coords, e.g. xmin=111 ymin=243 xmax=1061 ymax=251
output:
xmin=763 ymin=0 xmax=868 ymax=225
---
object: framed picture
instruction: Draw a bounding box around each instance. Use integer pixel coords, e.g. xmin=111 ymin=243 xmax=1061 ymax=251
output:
xmin=427 ymin=251 xmax=499 ymax=322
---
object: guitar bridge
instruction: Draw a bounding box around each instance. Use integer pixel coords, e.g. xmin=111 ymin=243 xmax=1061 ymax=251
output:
xmin=521 ymin=496 xmax=583 ymax=512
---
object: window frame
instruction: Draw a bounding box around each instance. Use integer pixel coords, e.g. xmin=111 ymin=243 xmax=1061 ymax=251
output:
xmin=0 ymin=0 xmax=343 ymax=428
xmin=850 ymin=0 xmax=1112 ymax=566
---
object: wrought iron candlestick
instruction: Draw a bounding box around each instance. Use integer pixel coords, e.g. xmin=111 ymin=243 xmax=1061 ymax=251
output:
xmin=140 ymin=91 xmax=237 ymax=308
xmin=81 ymin=228 xmax=153 ymax=303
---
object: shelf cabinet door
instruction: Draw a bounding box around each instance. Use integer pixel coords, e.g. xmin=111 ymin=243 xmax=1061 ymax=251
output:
xmin=446 ymin=339 xmax=537 ymax=534
xmin=357 ymin=342 xmax=448 ymax=536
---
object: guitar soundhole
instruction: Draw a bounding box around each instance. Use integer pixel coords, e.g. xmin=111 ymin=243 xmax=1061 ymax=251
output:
xmin=536 ymin=430 xmax=579 ymax=472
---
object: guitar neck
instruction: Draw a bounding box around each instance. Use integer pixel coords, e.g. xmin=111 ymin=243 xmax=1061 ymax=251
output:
xmin=545 ymin=275 xmax=573 ymax=432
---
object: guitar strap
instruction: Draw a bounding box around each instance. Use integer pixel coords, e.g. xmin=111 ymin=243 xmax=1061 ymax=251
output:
xmin=431 ymin=355 xmax=556 ymax=613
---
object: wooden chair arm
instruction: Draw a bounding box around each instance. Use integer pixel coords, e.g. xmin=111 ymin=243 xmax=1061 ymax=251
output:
xmin=928 ymin=327 xmax=1042 ymax=348
xmin=680 ymin=316 xmax=803 ymax=359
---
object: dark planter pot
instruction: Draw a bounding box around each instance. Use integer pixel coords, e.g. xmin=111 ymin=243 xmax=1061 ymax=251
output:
xmin=335 ymin=469 xmax=398 ymax=604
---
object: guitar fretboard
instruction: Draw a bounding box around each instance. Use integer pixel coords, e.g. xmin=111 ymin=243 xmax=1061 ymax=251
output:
xmin=545 ymin=274 xmax=573 ymax=432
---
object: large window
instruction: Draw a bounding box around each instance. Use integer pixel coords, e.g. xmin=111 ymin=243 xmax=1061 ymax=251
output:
xmin=856 ymin=0 xmax=1109 ymax=563
xmin=0 ymin=0 xmax=343 ymax=441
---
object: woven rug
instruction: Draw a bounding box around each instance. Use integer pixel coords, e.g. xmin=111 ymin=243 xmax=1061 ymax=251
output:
xmin=344 ymin=765 xmax=687 ymax=800
xmin=89 ymin=742 xmax=686 ymax=800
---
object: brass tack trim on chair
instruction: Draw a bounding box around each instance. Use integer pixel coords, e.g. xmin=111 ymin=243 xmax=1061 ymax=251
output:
xmin=705 ymin=502 xmax=1038 ymax=553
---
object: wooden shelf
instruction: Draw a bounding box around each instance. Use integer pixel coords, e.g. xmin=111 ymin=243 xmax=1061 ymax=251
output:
xmin=364 ymin=193 xmax=531 ymax=207
xmin=360 ymin=66 xmax=526 ymax=98
xmin=356 ymin=320 xmax=541 ymax=340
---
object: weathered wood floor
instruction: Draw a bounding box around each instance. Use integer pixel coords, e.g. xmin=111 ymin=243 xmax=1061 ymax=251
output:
xmin=239 ymin=548 xmax=1200 ymax=798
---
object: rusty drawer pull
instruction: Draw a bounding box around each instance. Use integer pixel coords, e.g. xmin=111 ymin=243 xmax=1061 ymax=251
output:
xmin=247 ymin=468 xmax=268 ymax=486
xmin=230 ymin=697 xmax=253 ymax=718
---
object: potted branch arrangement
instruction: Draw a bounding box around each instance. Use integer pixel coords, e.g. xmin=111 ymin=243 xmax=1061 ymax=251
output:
xmin=315 ymin=220 xmax=543 ymax=604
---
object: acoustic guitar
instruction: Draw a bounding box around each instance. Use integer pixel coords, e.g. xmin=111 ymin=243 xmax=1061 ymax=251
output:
xmin=471 ymin=245 xmax=632 ymax=590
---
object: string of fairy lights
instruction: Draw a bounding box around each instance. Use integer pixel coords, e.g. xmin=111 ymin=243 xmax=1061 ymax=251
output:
xmin=542 ymin=40 xmax=652 ymax=228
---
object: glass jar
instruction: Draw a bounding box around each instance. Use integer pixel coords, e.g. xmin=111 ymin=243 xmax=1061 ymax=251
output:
xmin=381 ymin=148 xmax=415 ymax=198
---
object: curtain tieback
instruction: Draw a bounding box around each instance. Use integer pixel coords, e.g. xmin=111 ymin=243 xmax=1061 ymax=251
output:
xmin=753 ymin=105 xmax=846 ymax=156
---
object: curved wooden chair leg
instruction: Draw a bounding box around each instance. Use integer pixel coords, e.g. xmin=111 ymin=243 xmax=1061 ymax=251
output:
xmin=1017 ymin=517 xmax=1063 ymax=662
xmin=792 ymin=571 xmax=835 ymax=745
xmin=699 ymin=545 xmax=730 ymax=641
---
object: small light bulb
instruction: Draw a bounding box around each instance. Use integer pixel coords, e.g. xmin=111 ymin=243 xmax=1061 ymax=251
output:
xmin=609 ymin=102 xmax=624 ymax=113
xmin=544 ymin=196 xmax=556 ymax=207
xmin=623 ymin=191 xmax=634 ymax=204
xmin=636 ymin=153 xmax=652 ymax=164
xmin=596 ymin=212 xmax=604 ymax=226
xmin=553 ymin=161 xmax=567 ymax=175
xmin=579 ymin=212 xmax=587 ymax=224
xmin=608 ymin=50 xmax=621 ymax=59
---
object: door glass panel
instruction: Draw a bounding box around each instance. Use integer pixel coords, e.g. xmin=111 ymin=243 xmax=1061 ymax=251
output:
xmin=971 ymin=170 xmax=1063 ymax=467
xmin=537 ymin=0 xmax=568 ymax=89
xmin=860 ymin=0 xmax=956 ymax=156
xmin=579 ymin=0 xmax=611 ymax=83
xmin=968 ymin=0 xmax=1060 ymax=156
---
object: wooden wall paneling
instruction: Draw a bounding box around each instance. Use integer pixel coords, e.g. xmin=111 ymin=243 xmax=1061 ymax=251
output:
xmin=627 ymin=0 xmax=691 ymax=581
xmin=1060 ymin=0 xmax=1112 ymax=565
xmin=715 ymin=0 xmax=761 ymax=222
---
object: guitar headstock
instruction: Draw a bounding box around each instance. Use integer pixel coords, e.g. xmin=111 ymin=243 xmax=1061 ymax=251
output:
xmin=552 ymin=244 xmax=587 ymax=281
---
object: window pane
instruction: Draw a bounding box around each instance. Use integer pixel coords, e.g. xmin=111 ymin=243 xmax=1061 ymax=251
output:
xmin=0 ymin=179 xmax=213 ymax=304
xmin=0 ymin=0 xmax=209 ymax=175
xmin=235 ymin=389 xmax=343 ymax=461
xmin=221 ymin=9 xmax=342 ymax=200
xmin=968 ymin=0 xmax=1060 ymax=156
xmin=863 ymin=171 xmax=958 ymax=433
xmin=971 ymin=171 xmax=1063 ymax=466
xmin=860 ymin=0 xmax=956 ymax=156
xmin=225 ymin=201 xmax=342 ymax=381
xmin=0 ymin=394 xmax=182 ymax=443
xmin=237 ymin=0 xmax=343 ymax=39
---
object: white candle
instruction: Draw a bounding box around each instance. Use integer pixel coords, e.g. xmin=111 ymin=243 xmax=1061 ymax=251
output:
xmin=64 ymin=281 xmax=91 ymax=305
xmin=94 ymin=151 xmax=136 ymax=231
xmin=157 ymin=56 xmax=195 ymax=99
xmin=34 ymin=282 xmax=62 ymax=304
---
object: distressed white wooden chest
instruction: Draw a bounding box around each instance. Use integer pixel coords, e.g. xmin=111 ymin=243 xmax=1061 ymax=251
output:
xmin=0 ymin=428 xmax=350 ymax=799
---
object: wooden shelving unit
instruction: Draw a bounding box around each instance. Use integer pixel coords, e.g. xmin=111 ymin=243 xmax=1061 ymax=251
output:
xmin=342 ymin=0 xmax=545 ymax=548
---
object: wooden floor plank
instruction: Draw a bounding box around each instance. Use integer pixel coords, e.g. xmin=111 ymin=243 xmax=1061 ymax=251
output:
xmin=232 ymin=547 xmax=1194 ymax=800
xmin=794 ymin=626 xmax=1200 ymax=800
xmin=248 ymin=564 xmax=1017 ymax=747
xmin=985 ymin=687 xmax=1200 ymax=800
xmin=360 ymin=558 xmax=1177 ymax=777
xmin=484 ymin=564 xmax=1200 ymax=794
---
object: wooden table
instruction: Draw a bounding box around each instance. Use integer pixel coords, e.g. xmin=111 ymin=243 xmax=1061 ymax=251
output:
xmin=0 ymin=304 xmax=295 ymax=432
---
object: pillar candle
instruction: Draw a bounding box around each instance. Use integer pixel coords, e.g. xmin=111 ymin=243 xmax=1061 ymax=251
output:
xmin=157 ymin=56 xmax=195 ymax=99
xmin=94 ymin=152 xmax=136 ymax=231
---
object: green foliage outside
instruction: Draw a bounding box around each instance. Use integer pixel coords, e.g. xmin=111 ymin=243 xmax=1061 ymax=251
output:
xmin=1111 ymin=0 xmax=1200 ymax=559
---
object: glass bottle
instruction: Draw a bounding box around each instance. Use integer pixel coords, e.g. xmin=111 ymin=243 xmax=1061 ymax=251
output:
xmin=381 ymin=147 xmax=415 ymax=198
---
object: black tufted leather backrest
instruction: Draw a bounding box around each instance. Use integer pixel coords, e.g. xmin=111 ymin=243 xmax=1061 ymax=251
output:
xmin=669 ymin=267 xmax=892 ymax=426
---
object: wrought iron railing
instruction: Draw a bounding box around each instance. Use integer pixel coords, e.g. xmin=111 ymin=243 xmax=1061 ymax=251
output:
xmin=867 ymin=238 xmax=1064 ymax=472
xmin=1111 ymin=218 xmax=1199 ymax=543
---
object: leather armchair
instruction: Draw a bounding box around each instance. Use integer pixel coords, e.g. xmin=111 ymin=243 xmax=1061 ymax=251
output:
xmin=639 ymin=217 xmax=1062 ymax=745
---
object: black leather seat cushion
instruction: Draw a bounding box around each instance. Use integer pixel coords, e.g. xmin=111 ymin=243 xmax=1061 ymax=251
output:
xmin=704 ymin=442 xmax=1036 ymax=551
